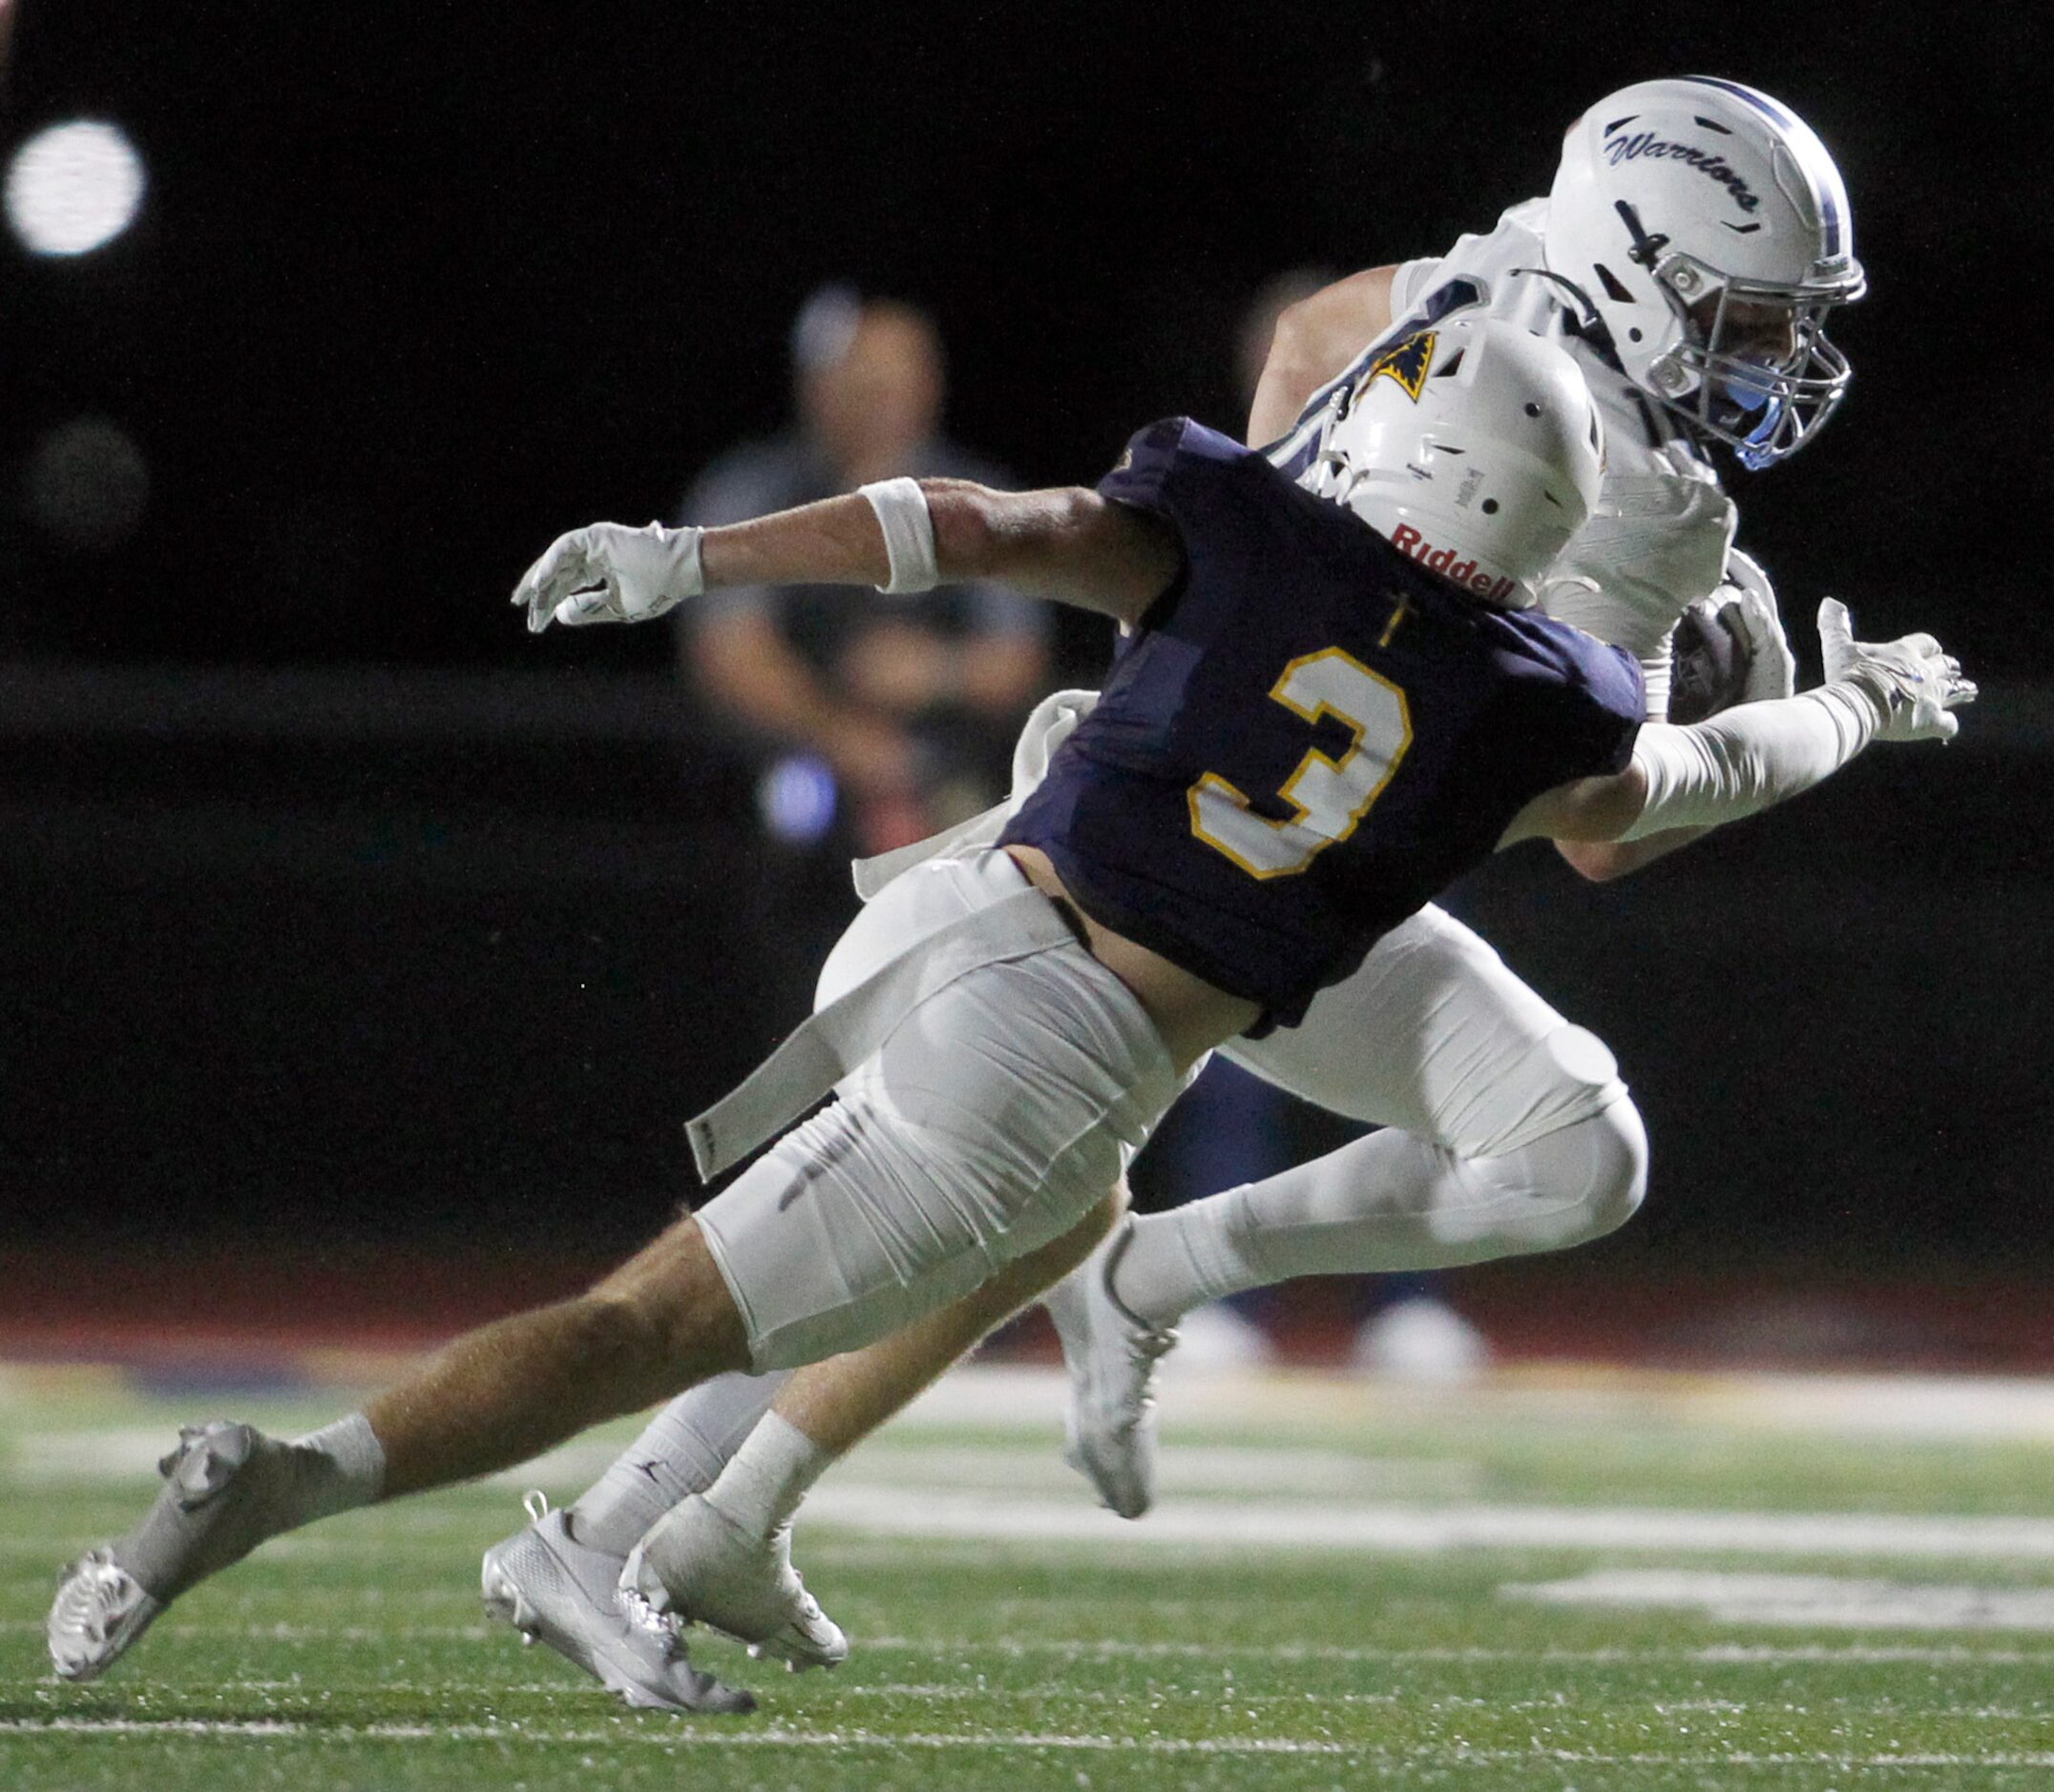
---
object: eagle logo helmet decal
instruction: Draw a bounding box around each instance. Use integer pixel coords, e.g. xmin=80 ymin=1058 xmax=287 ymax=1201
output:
xmin=1363 ymin=329 xmax=1436 ymax=404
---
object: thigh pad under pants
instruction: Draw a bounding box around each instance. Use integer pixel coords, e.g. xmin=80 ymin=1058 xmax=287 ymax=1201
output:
xmin=699 ymin=850 xmax=1181 ymax=1370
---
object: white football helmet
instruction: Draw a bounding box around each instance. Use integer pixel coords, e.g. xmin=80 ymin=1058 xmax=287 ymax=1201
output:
xmin=1545 ymin=76 xmax=1865 ymax=469
xmin=1308 ymin=315 xmax=1603 ymax=609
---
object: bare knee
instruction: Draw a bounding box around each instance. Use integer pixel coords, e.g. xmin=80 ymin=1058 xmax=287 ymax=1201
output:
xmin=1029 ymin=1179 xmax=1128 ymax=1281
xmin=587 ymin=1216 xmax=752 ymax=1391
xmin=1078 ymin=1177 xmax=1130 ymax=1248
xmin=976 ymin=1180 xmax=1127 ymax=1319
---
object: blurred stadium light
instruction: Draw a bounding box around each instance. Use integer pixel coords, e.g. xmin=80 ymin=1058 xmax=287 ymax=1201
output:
xmin=757 ymin=752 xmax=840 ymax=844
xmin=5 ymin=117 xmax=144 ymax=256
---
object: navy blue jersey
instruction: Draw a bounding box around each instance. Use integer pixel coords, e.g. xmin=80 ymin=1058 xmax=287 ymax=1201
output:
xmin=997 ymin=418 xmax=1644 ymax=1030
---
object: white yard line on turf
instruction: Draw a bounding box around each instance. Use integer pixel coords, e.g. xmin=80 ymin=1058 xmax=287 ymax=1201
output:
xmin=9 ymin=1618 xmax=2054 ymax=1664
xmin=795 ymin=1484 xmax=2054 ymax=1561
xmin=63 ymin=1680 xmax=2054 ymax=1719
xmin=4 ymin=1719 xmax=2054 ymax=1768
xmin=11 ymin=1362 xmax=2054 ymax=1447
xmin=14 ymin=1482 xmax=2054 ymax=1562
xmin=897 ymin=1364 xmax=2054 ymax=1443
xmin=1505 ymin=1568 xmax=2054 ymax=1631
xmin=22 ymin=1428 xmax=2054 ymax=1564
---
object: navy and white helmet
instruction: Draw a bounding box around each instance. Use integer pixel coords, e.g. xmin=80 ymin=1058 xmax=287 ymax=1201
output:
xmin=1545 ymin=76 xmax=1865 ymax=469
xmin=1309 ymin=315 xmax=1603 ymax=609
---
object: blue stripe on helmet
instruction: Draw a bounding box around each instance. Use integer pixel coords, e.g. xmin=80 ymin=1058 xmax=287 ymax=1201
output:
xmin=1683 ymin=75 xmax=1845 ymax=259
xmin=1687 ymin=74 xmax=1794 ymax=128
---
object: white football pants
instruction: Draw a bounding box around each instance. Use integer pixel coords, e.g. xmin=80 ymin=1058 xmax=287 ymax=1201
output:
xmin=1223 ymin=901 xmax=1626 ymax=1157
xmin=696 ymin=850 xmax=1182 ymax=1370
xmin=1115 ymin=901 xmax=1646 ymax=1306
xmin=808 ymin=876 xmax=1644 ymax=1308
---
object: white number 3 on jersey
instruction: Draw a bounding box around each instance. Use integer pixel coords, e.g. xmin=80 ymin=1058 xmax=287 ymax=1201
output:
xmin=1188 ymin=648 xmax=1414 ymax=879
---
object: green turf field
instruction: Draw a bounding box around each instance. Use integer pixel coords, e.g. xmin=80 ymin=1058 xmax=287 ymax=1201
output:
xmin=5 ymin=1362 xmax=2052 ymax=1789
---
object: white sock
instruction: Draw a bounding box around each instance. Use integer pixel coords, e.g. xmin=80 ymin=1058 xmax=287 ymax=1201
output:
xmin=570 ymin=1370 xmax=788 ymax=1556
xmin=699 ymin=1412 xmax=831 ymax=1542
xmin=291 ymin=1413 xmax=387 ymax=1519
xmin=1111 ymin=1201 xmax=1263 ymax=1327
xmin=119 ymin=1416 xmax=387 ymax=1598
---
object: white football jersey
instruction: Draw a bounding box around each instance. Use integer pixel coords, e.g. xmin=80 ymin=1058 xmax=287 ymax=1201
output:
xmin=1387 ymin=199 xmax=1742 ymax=718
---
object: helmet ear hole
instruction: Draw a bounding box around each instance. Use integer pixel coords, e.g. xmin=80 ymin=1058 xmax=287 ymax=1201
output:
xmin=1434 ymin=349 xmax=1465 ymax=379
xmin=1595 ymin=263 xmax=1635 ymax=305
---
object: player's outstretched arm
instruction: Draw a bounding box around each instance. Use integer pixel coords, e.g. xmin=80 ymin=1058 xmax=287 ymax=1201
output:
xmin=1246 ymin=266 xmax=1398 ymax=447
xmin=1553 ymin=551 xmax=1803 ymax=881
xmin=511 ymin=483 xmax=1179 ymax=635
xmin=1503 ymin=601 xmax=1976 ymax=850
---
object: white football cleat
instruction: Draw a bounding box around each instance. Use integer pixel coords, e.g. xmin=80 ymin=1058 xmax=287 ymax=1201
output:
xmin=482 ymin=1493 xmax=755 ymax=1714
xmin=624 ymin=1495 xmax=848 ymax=1673
xmin=1042 ymin=1218 xmax=1179 ymax=1519
xmin=48 ymin=1549 xmax=162 ymax=1683
xmin=49 ymin=1420 xmax=293 ymax=1682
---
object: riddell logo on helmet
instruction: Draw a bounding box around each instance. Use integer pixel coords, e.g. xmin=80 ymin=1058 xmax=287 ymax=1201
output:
xmin=1389 ymin=525 xmax=1515 ymax=601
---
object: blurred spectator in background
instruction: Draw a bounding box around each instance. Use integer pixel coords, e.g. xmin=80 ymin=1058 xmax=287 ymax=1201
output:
xmin=680 ymin=286 xmax=1050 ymax=860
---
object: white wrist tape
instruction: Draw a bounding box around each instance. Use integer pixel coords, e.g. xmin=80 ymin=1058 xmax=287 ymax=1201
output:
xmin=858 ymin=477 xmax=940 ymax=594
xmin=1620 ymin=682 xmax=1881 ymax=841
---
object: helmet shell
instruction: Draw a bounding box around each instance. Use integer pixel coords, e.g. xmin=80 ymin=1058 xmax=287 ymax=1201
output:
xmin=1311 ymin=316 xmax=1603 ymax=608
xmin=1543 ymin=77 xmax=1864 ymax=466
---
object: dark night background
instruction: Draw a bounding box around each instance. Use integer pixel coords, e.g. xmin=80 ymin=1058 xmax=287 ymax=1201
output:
xmin=0 ymin=6 xmax=2047 ymax=1332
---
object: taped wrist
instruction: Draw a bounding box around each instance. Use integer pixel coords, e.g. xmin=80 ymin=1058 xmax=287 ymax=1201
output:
xmin=858 ymin=478 xmax=940 ymax=594
xmin=1621 ymin=682 xmax=1882 ymax=840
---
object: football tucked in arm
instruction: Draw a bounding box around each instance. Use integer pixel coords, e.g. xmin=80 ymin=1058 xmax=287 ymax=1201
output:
xmin=1666 ymin=597 xmax=1755 ymax=724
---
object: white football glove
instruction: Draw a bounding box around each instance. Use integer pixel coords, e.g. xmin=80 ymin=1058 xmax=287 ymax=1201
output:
xmin=1540 ymin=450 xmax=1738 ymax=662
xmin=1719 ymin=548 xmax=1797 ymax=704
xmin=511 ymin=521 xmax=705 ymax=634
xmin=1816 ymin=597 xmax=1977 ymax=743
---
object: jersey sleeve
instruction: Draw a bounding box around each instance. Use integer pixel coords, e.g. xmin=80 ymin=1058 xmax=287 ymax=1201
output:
xmin=1100 ymin=418 xmax=1257 ymax=523
xmin=1097 ymin=417 xmax=1251 ymax=520
xmin=1387 ymin=255 xmax=1443 ymax=318
xmin=1553 ymin=642 xmax=1647 ymax=778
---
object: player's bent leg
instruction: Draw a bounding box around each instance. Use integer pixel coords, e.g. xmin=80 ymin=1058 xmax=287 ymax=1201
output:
xmin=469 ymin=845 xmax=1058 ymax=1705
xmin=1136 ymin=901 xmax=1642 ymax=1309
xmin=627 ymin=1192 xmax=1126 ymax=1669
xmin=1046 ymin=1098 xmax=1646 ymax=1519
xmin=1116 ymin=1094 xmax=1648 ymax=1319
xmin=1045 ymin=905 xmax=1644 ymax=1517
